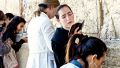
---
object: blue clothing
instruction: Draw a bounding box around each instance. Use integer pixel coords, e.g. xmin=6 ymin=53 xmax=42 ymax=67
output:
xmin=60 ymin=60 xmax=83 ymax=68
xmin=70 ymin=60 xmax=83 ymax=68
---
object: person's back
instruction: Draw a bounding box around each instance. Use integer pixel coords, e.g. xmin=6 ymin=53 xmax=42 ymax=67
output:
xmin=26 ymin=0 xmax=60 ymax=68
xmin=27 ymin=14 xmax=53 ymax=68
xmin=27 ymin=13 xmax=51 ymax=53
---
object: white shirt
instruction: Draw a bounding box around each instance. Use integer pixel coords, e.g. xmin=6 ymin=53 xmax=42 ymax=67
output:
xmin=60 ymin=63 xmax=79 ymax=68
xmin=26 ymin=12 xmax=56 ymax=68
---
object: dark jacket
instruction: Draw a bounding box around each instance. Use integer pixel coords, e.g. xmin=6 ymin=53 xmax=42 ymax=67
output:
xmin=52 ymin=28 xmax=69 ymax=68
xmin=2 ymin=31 xmax=25 ymax=53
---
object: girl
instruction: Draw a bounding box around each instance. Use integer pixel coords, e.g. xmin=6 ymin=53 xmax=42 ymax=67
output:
xmin=2 ymin=16 xmax=27 ymax=52
xmin=52 ymin=4 xmax=83 ymax=67
xmin=61 ymin=34 xmax=108 ymax=68
xmin=0 ymin=10 xmax=11 ymax=68
xmin=2 ymin=16 xmax=27 ymax=68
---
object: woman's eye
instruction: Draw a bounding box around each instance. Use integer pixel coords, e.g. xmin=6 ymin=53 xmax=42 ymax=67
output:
xmin=62 ymin=15 xmax=66 ymax=19
xmin=68 ymin=12 xmax=73 ymax=16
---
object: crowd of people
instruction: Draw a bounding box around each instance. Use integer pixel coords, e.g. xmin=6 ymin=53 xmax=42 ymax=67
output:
xmin=0 ymin=0 xmax=108 ymax=68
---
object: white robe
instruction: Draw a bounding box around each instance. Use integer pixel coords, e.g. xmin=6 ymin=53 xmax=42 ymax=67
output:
xmin=26 ymin=12 xmax=56 ymax=68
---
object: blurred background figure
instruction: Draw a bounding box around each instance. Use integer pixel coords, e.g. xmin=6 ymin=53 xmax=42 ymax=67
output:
xmin=0 ymin=10 xmax=7 ymax=68
xmin=0 ymin=10 xmax=6 ymax=33
xmin=5 ymin=13 xmax=14 ymax=27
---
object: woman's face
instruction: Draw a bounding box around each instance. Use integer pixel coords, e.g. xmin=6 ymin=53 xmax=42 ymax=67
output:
xmin=16 ymin=22 xmax=25 ymax=33
xmin=58 ymin=6 xmax=74 ymax=30
xmin=87 ymin=52 xmax=107 ymax=68
xmin=95 ymin=53 xmax=107 ymax=68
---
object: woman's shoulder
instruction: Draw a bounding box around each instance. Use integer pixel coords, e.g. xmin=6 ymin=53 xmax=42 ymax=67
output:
xmin=60 ymin=63 xmax=79 ymax=68
xmin=52 ymin=27 xmax=69 ymax=42
xmin=54 ymin=27 xmax=69 ymax=38
xmin=55 ymin=27 xmax=69 ymax=33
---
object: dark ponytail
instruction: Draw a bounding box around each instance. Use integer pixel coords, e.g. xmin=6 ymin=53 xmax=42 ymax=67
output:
xmin=65 ymin=34 xmax=86 ymax=63
xmin=66 ymin=34 xmax=107 ymax=68
xmin=34 ymin=3 xmax=48 ymax=16
xmin=69 ymin=21 xmax=84 ymax=37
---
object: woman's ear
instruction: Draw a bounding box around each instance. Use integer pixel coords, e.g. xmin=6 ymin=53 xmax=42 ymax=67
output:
xmin=92 ymin=54 xmax=97 ymax=62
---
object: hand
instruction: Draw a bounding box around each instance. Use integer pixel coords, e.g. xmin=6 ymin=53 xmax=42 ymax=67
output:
xmin=4 ymin=38 xmax=13 ymax=46
xmin=69 ymin=22 xmax=83 ymax=37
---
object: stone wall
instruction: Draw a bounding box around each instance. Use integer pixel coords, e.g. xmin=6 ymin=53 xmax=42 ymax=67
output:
xmin=0 ymin=0 xmax=21 ymax=15
xmin=0 ymin=0 xmax=120 ymax=68
xmin=103 ymin=39 xmax=120 ymax=68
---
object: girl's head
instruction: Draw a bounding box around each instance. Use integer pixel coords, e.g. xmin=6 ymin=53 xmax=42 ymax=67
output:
xmin=66 ymin=34 xmax=107 ymax=68
xmin=34 ymin=0 xmax=60 ymax=19
xmin=5 ymin=13 xmax=14 ymax=20
xmin=55 ymin=4 xmax=74 ymax=30
xmin=5 ymin=13 xmax=14 ymax=26
xmin=0 ymin=10 xmax=6 ymax=32
xmin=7 ymin=16 xmax=26 ymax=33
xmin=0 ymin=10 xmax=6 ymax=21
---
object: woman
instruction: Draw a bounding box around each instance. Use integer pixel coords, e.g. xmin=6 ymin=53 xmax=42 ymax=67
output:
xmin=51 ymin=4 xmax=83 ymax=68
xmin=2 ymin=16 xmax=27 ymax=68
xmin=2 ymin=16 xmax=27 ymax=52
xmin=26 ymin=0 xmax=60 ymax=68
xmin=5 ymin=13 xmax=14 ymax=27
xmin=61 ymin=34 xmax=108 ymax=68
xmin=0 ymin=10 xmax=11 ymax=68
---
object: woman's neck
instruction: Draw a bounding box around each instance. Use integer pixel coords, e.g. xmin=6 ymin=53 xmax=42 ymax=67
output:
xmin=63 ymin=27 xmax=70 ymax=31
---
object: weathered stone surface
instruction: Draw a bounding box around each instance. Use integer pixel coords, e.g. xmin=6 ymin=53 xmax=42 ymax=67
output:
xmin=0 ymin=0 xmax=21 ymax=15
xmin=103 ymin=39 xmax=120 ymax=68
xmin=101 ymin=0 xmax=120 ymax=39
xmin=1 ymin=0 xmax=120 ymax=68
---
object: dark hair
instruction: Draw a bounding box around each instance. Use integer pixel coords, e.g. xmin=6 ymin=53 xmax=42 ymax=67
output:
xmin=55 ymin=4 xmax=73 ymax=19
xmin=0 ymin=10 xmax=6 ymax=20
xmin=2 ymin=16 xmax=26 ymax=42
xmin=34 ymin=3 xmax=48 ymax=16
xmin=0 ymin=10 xmax=6 ymax=32
xmin=66 ymin=34 xmax=107 ymax=68
xmin=69 ymin=21 xmax=84 ymax=37
xmin=5 ymin=13 xmax=14 ymax=20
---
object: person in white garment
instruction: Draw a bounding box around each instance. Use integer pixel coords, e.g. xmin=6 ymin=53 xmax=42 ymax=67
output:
xmin=26 ymin=0 xmax=60 ymax=68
